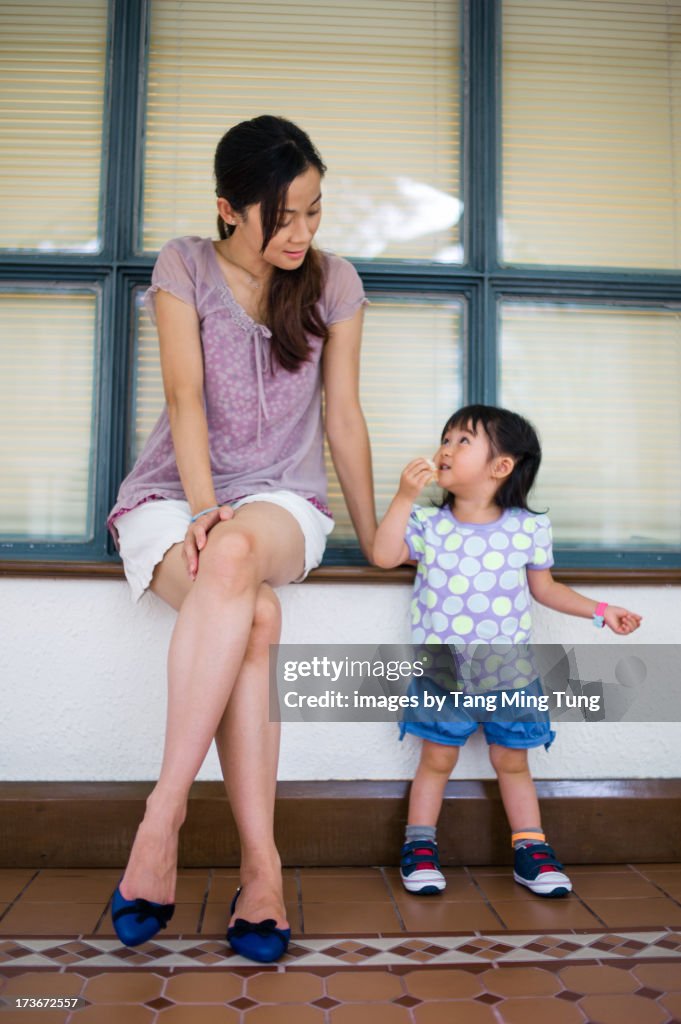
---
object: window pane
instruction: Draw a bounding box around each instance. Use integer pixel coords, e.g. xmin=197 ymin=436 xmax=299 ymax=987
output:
xmin=0 ymin=289 xmax=99 ymax=539
xmin=327 ymin=298 xmax=464 ymax=539
xmin=502 ymin=0 xmax=681 ymax=269
xmin=499 ymin=302 xmax=681 ymax=548
xmin=0 ymin=0 xmax=108 ymax=253
xmin=131 ymin=291 xmax=464 ymax=541
xmin=142 ymin=0 xmax=462 ymax=261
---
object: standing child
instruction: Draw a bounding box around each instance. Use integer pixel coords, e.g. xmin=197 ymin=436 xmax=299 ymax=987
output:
xmin=373 ymin=404 xmax=641 ymax=897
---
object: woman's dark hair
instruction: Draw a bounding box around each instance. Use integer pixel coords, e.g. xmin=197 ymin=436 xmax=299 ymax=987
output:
xmin=437 ymin=404 xmax=544 ymax=512
xmin=214 ymin=115 xmax=328 ymax=371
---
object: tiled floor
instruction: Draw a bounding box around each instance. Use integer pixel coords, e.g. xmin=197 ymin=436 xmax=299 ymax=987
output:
xmin=2 ymin=864 xmax=681 ymax=1022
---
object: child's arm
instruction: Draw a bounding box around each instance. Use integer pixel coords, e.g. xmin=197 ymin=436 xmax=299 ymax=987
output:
xmin=527 ymin=569 xmax=642 ymax=635
xmin=373 ymin=458 xmax=435 ymax=568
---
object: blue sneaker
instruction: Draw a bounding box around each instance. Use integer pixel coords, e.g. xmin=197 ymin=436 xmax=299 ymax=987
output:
xmin=399 ymin=840 xmax=446 ymax=894
xmin=514 ymin=842 xmax=572 ymax=897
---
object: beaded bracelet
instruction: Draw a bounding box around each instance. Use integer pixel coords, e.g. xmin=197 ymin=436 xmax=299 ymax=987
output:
xmin=190 ymin=505 xmax=220 ymax=524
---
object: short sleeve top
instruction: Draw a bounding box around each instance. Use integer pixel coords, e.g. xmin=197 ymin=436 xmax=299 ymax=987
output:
xmin=107 ymin=236 xmax=368 ymax=545
xmin=405 ymin=505 xmax=554 ymax=646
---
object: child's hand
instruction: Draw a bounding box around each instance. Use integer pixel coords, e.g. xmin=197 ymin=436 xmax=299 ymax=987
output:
xmin=398 ymin=458 xmax=438 ymax=501
xmin=604 ymin=606 xmax=642 ymax=635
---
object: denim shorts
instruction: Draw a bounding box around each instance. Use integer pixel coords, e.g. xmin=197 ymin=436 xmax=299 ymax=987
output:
xmin=399 ymin=676 xmax=555 ymax=751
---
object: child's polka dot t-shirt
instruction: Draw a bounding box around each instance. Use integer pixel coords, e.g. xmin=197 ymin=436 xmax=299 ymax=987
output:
xmin=405 ymin=505 xmax=553 ymax=646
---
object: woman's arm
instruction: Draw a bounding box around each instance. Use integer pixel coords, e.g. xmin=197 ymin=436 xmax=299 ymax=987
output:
xmin=322 ymin=306 xmax=377 ymax=561
xmin=155 ymin=290 xmax=216 ymax=513
xmin=527 ymin=569 xmax=642 ymax=635
xmin=155 ymin=290 xmax=233 ymax=578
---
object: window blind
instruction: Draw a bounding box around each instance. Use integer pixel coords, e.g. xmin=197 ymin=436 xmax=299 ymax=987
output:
xmin=142 ymin=0 xmax=462 ymax=261
xmin=0 ymin=0 xmax=108 ymax=252
xmin=132 ymin=294 xmax=463 ymax=541
xmin=500 ymin=302 xmax=681 ymax=546
xmin=502 ymin=0 xmax=681 ymax=269
xmin=0 ymin=289 xmax=98 ymax=538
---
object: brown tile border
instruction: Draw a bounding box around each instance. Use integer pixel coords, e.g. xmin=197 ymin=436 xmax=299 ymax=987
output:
xmin=2 ymin=780 xmax=681 ymax=868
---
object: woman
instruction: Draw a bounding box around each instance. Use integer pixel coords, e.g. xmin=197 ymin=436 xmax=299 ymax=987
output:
xmin=107 ymin=115 xmax=376 ymax=962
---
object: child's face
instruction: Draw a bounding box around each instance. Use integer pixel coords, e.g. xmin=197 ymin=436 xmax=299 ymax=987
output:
xmin=434 ymin=419 xmax=495 ymax=492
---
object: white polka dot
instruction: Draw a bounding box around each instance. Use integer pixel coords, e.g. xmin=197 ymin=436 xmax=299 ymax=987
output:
xmin=411 ymin=604 xmax=421 ymax=625
xmin=474 ymin=572 xmax=497 ymax=592
xmin=500 ymin=665 xmax=517 ymax=683
xmin=463 ymin=536 xmax=486 ymax=557
xmin=425 ymin=633 xmax=442 ymax=644
xmin=514 ymin=630 xmax=529 ymax=643
xmin=448 ymin=576 xmax=469 ymax=595
xmin=412 ymin=536 xmax=425 ymax=554
xmin=475 ymin=619 xmax=499 ymax=640
xmin=508 ymin=551 xmax=527 ymax=568
xmin=452 ymin=615 xmax=474 ymax=635
xmin=467 ymin=593 xmax=490 ymax=614
xmin=435 ymin=519 xmax=454 ymax=535
xmin=522 ymin=518 xmax=537 ymax=533
xmin=425 ymin=589 xmax=438 ymax=609
xmin=492 ymin=596 xmax=512 ymax=616
xmin=459 ymin=556 xmax=481 ymax=577
xmin=514 ymin=592 xmax=528 ymax=611
xmin=483 ymin=551 xmax=504 ymax=570
xmin=437 ymin=553 xmax=459 ymax=570
xmin=504 ymin=516 xmax=521 ymax=533
xmin=499 ymin=570 xmax=520 ymax=590
xmin=517 ymin=658 xmax=533 ymax=675
xmin=426 ymin=567 xmax=447 ymax=589
xmin=444 ymin=534 xmax=463 ymax=551
xmin=501 ymin=616 xmax=519 ymax=636
xmin=430 ymin=611 xmax=448 ymax=633
xmin=536 ymin=514 xmax=550 ymax=527
xmin=519 ymin=611 xmax=532 ymax=629
xmin=532 ymin=549 xmax=548 ymax=566
xmin=412 ymin=627 xmax=426 ymax=643
xmin=485 ymin=654 xmax=504 ymax=672
xmin=443 ymin=596 xmax=464 ymax=615
xmin=425 ymin=544 xmax=438 ymax=563
xmin=489 ymin=531 xmax=509 ymax=550
xmin=512 ymin=533 xmax=532 ymax=551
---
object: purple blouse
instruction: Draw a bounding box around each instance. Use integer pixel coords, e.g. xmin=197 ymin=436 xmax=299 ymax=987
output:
xmin=107 ymin=236 xmax=368 ymax=547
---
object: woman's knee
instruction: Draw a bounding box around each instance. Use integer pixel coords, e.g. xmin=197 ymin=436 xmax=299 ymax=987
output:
xmin=201 ymin=527 xmax=258 ymax=588
xmin=489 ymin=743 xmax=528 ymax=775
xmin=253 ymin=586 xmax=282 ymax=640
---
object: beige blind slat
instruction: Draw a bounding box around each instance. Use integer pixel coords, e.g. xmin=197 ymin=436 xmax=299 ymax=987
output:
xmin=502 ymin=0 xmax=681 ymax=269
xmin=500 ymin=302 xmax=681 ymax=546
xmin=0 ymin=1 xmax=108 ymax=252
xmin=132 ymin=293 xmax=464 ymax=540
xmin=0 ymin=290 xmax=98 ymax=538
xmin=142 ymin=0 xmax=462 ymax=261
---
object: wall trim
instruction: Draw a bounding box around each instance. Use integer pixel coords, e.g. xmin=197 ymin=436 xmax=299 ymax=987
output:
xmin=2 ymin=779 xmax=679 ymax=867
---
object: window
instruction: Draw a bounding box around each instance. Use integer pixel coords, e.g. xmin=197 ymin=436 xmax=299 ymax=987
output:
xmin=2 ymin=0 xmax=680 ymax=572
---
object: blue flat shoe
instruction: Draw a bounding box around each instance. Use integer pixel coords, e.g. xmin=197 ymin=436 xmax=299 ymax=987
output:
xmin=226 ymin=887 xmax=291 ymax=963
xmin=111 ymin=884 xmax=175 ymax=947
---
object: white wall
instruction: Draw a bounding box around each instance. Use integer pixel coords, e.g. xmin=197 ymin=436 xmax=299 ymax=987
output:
xmin=1 ymin=578 xmax=679 ymax=781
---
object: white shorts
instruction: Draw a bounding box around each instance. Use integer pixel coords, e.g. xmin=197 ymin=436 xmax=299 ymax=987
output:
xmin=115 ymin=490 xmax=335 ymax=603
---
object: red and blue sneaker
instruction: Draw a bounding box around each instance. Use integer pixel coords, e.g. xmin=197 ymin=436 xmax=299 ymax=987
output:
xmin=514 ymin=842 xmax=572 ymax=897
xmin=399 ymin=839 xmax=446 ymax=894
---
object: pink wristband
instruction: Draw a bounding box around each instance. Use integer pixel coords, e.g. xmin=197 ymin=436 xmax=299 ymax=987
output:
xmin=593 ymin=601 xmax=608 ymax=628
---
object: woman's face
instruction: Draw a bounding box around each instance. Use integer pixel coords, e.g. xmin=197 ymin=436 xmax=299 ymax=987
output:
xmin=232 ymin=166 xmax=323 ymax=270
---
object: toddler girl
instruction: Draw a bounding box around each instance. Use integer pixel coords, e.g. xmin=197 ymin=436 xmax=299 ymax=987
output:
xmin=374 ymin=404 xmax=641 ymax=897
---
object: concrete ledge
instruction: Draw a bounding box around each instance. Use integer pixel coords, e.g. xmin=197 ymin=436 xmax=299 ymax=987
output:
xmin=2 ymin=779 xmax=680 ymax=867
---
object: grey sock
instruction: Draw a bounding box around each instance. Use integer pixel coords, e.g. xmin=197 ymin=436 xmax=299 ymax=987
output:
xmin=405 ymin=825 xmax=437 ymax=845
xmin=512 ymin=827 xmax=545 ymax=849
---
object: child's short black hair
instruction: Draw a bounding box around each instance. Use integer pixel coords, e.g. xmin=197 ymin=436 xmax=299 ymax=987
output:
xmin=440 ymin=404 xmax=543 ymax=511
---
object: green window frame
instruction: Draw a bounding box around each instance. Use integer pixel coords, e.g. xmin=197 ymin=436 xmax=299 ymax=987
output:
xmin=1 ymin=0 xmax=680 ymax=574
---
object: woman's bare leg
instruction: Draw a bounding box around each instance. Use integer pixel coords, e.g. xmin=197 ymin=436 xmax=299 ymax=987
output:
xmin=118 ymin=502 xmax=304 ymax=920
xmin=214 ymin=584 xmax=286 ymax=927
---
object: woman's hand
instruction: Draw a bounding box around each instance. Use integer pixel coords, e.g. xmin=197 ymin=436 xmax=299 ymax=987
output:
xmin=184 ymin=506 xmax=235 ymax=581
xmin=604 ymin=606 xmax=642 ymax=635
xmin=398 ymin=458 xmax=437 ymax=502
